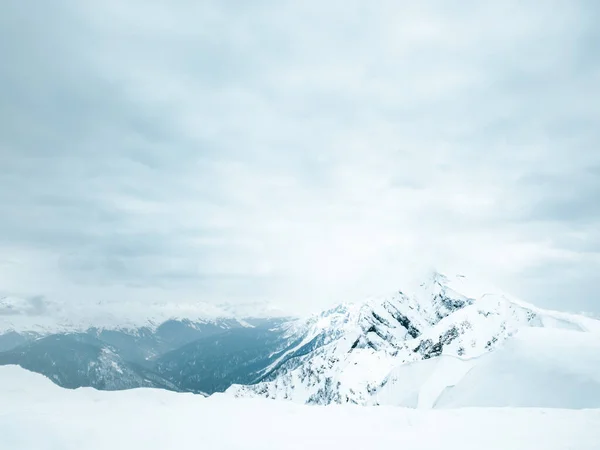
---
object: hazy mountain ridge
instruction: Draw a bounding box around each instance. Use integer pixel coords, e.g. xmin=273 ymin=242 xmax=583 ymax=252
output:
xmin=0 ymin=316 xmax=292 ymax=393
xmin=0 ymin=333 xmax=181 ymax=391
xmin=0 ymin=295 xmax=287 ymax=334
xmin=2 ymin=271 xmax=599 ymax=406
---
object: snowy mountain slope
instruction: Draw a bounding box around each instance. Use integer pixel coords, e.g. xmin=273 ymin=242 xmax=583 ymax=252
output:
xmin=376 ymin=355 xmax=475 ymax=408
xmin=227 ymin=273 xmax=476 ymax=403
xmin=435 ymin=327 xmax=600 ymax=408
xmin=2 ymin=365 xmax=600 ymax=450
xmin=228 ymin=272 xmax=600 ymax=405
xmin=376 ymin=327 xmax=600 ymax=408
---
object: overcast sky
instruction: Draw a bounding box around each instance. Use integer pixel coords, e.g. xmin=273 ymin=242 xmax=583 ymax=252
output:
xmin=1 ymin=0 xmax=599 ymax=316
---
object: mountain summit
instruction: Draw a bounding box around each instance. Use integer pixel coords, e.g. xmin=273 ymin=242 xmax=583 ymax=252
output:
xmin=228 ymin=272 xmax=600 ymax=405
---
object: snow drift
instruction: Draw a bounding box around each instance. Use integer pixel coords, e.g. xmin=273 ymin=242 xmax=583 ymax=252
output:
xmin=377 ymin=327 xmax=600 ymax=408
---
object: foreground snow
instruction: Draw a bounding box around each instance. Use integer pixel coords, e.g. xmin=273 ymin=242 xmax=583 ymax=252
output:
xmin=2 ymin=366 xmax=600 ymax=450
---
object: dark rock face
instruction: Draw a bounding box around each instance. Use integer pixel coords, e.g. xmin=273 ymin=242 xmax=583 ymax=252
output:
xmin=414 ymin=339 xmax=443 ymax=359
xmin=392 ymin=312 xmax=421 ymax=339
xmin=412 ymin=326 xmax=461 ymax=359
xmin=440 ymin=326 xmax=460 ymax=346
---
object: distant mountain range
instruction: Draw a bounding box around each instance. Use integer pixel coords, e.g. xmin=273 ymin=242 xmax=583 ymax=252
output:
xmin=2 ymin=272 xmax=600 ymax=408
xmin=0 ymin=316 xmax=292 ymax=394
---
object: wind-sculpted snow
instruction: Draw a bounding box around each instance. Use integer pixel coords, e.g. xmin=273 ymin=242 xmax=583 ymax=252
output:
xmin=377 ymin=327 xmax=600 ymax=409
xmin=434 ymin=327 xmax=600 ymax=408
xmin=2 ymin=365 xmax=600 ymax=450
xmin=228 ymin=272 xmax=600 ymax=406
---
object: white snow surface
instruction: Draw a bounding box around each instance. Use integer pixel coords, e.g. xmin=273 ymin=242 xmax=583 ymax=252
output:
xmin=1 ymin=365 xmax=600 ymax=450
xmin=377 ymin=355 xmax=476 ymax=408
xmin=436 ymin=327 xmax=600 ymax=408
xmin=229 ymin=272 xmax=600 ymax=405
xmin=376 ymin=327 xmax=600 ymax=408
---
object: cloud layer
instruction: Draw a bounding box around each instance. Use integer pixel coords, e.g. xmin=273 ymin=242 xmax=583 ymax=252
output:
xmin=1 ymin=0 xmax=599 ymax=315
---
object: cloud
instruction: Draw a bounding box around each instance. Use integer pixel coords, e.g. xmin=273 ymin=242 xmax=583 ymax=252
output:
xmin=0 ymin=0 xmax=599 ymax=315
xmin=0 ymin=294 xmax=50 ymax=316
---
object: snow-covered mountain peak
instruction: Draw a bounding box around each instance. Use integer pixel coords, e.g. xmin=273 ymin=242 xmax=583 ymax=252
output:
xmin=276 ymin=272 xmax=482 ymax=358
xmin=228 ymin=272 xmax=600 ymax=405
xmin=419 ymin=270 xmax=451 ymax=288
